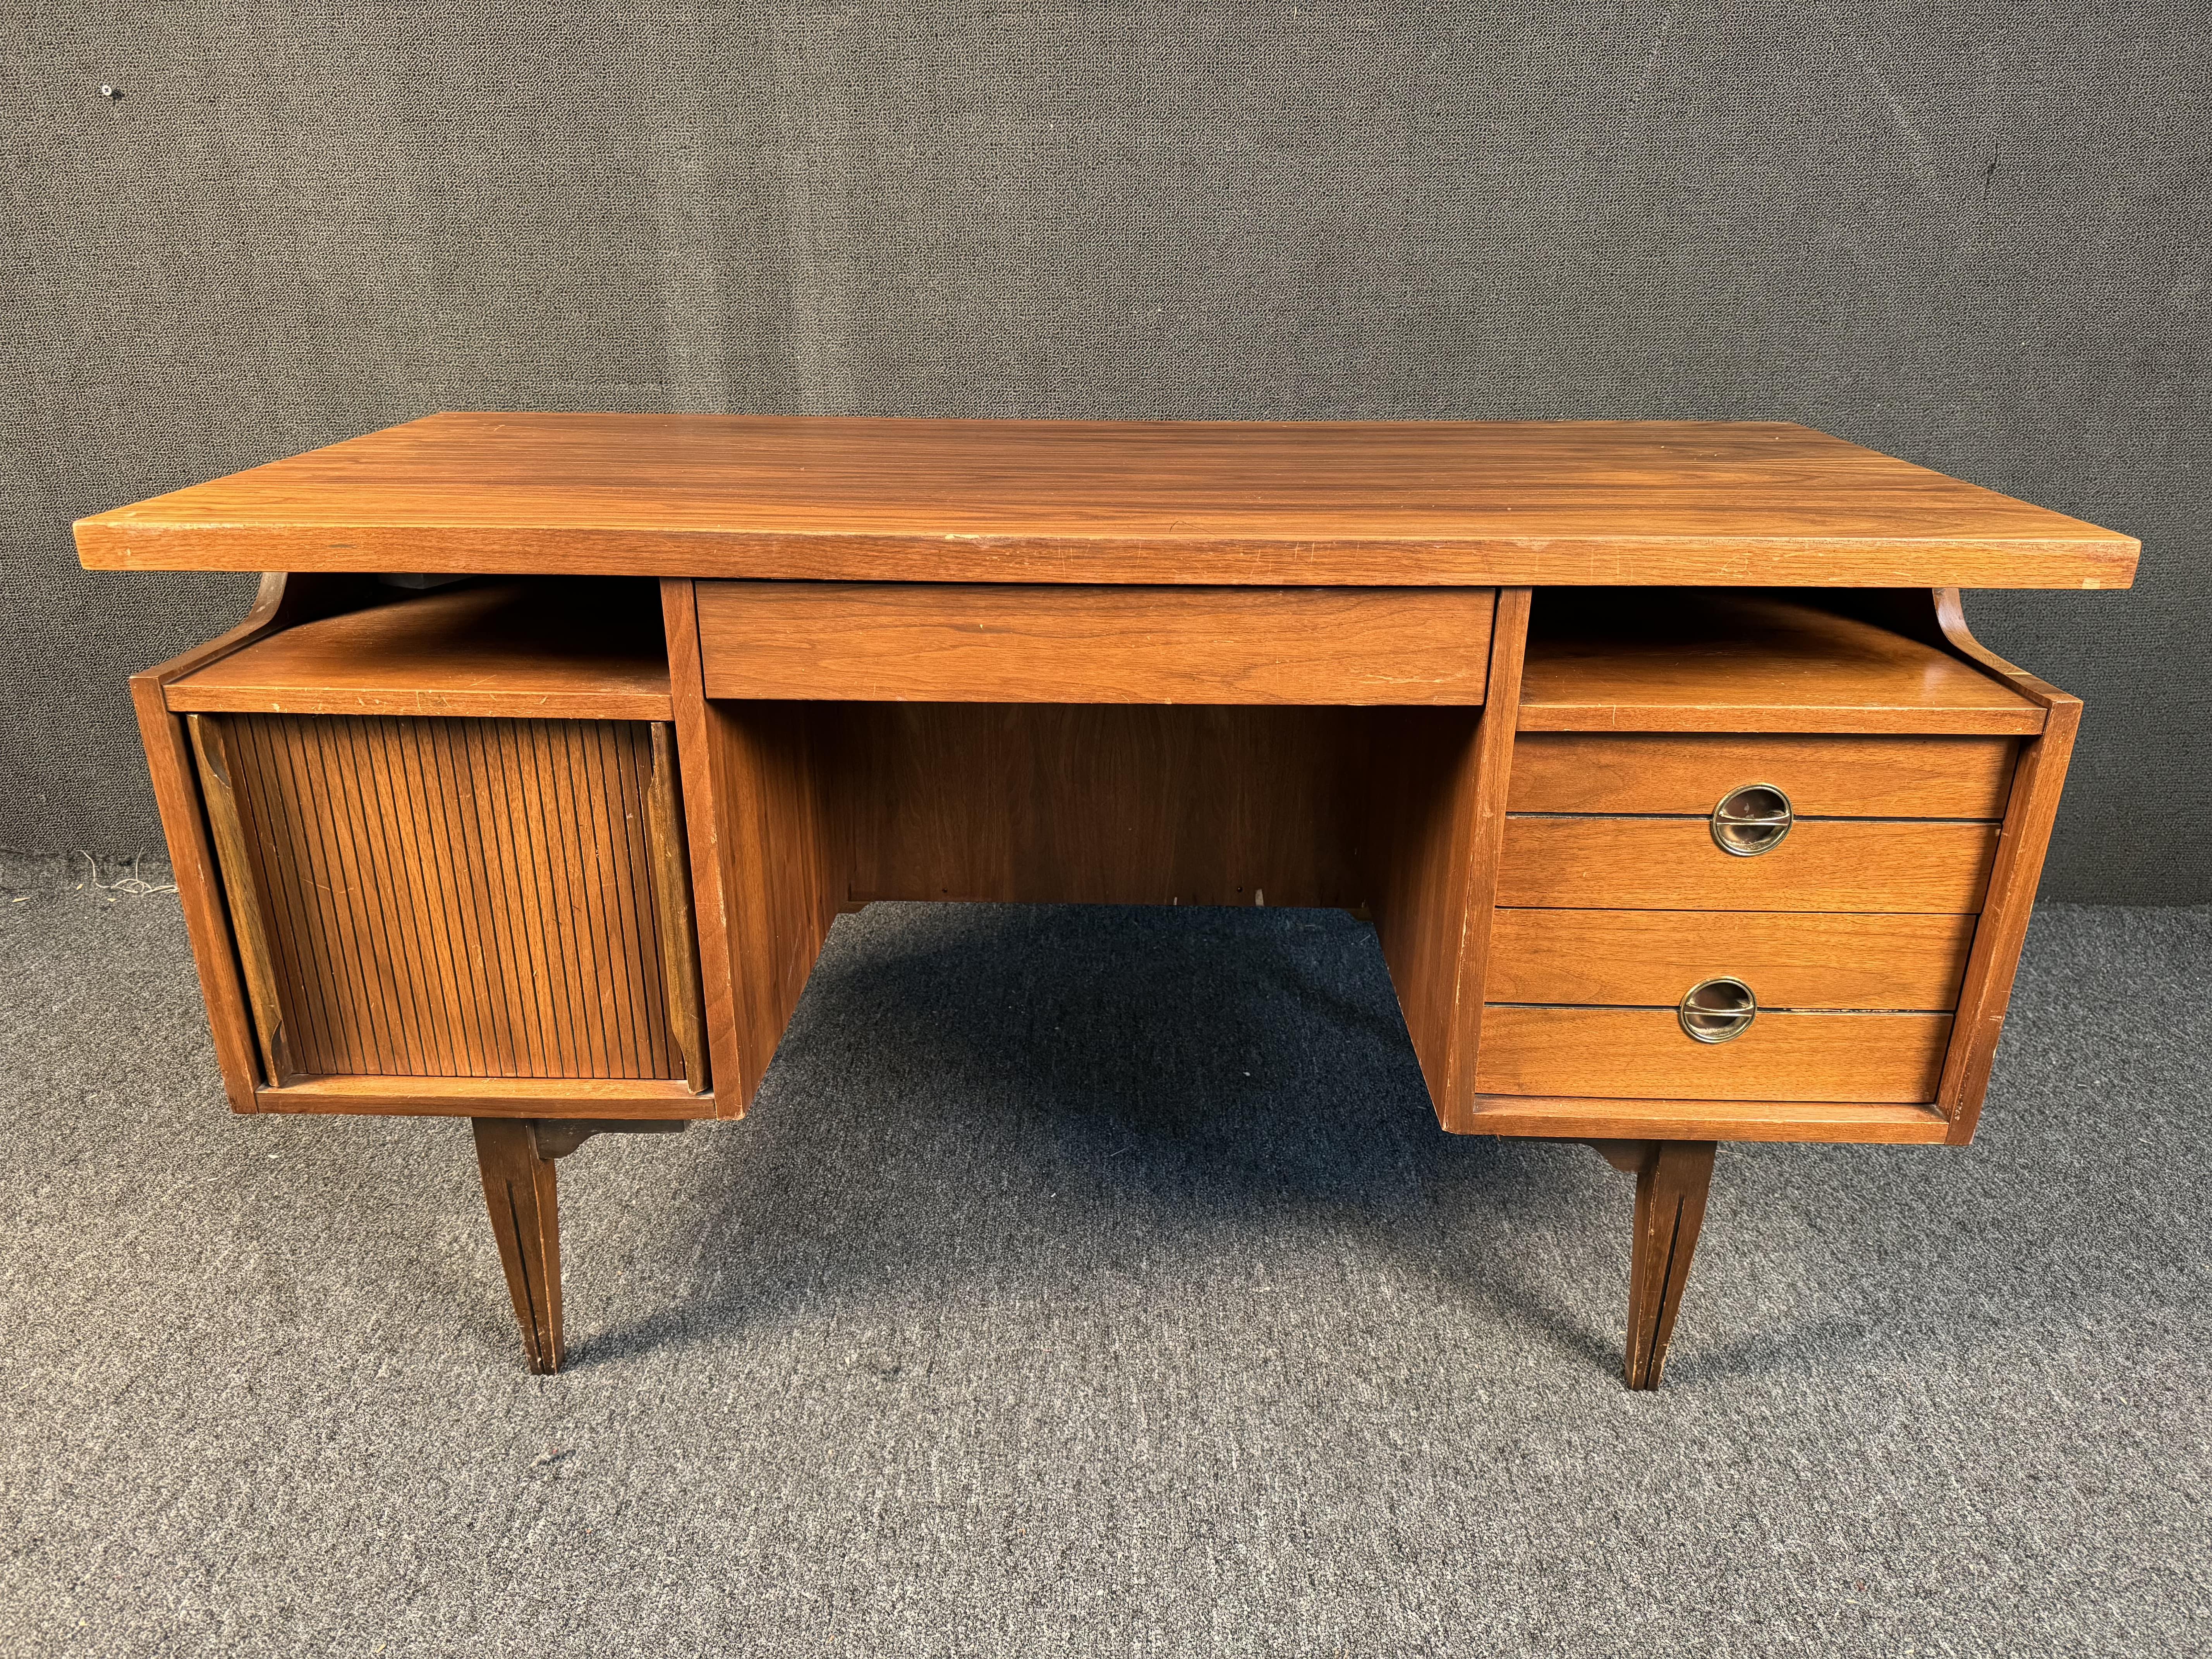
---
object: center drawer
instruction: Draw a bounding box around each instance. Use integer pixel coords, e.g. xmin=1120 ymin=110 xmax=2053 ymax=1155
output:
xmin=694 ymin=581 xmax=1496 ymax=704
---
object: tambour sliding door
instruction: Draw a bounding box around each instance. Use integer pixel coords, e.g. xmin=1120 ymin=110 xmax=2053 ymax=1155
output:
xmin=186 ymin=712 xmax=708 ymax=1095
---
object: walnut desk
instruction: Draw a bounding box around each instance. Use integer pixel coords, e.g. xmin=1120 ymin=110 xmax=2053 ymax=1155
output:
xmin=75 ymin=416 xmax=2140 ymax=1386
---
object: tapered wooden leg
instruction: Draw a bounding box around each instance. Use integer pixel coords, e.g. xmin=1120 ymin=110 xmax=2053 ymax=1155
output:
xmin=472 ymin=1118 xmax=563 ymax=1374
xmin=1622 ymin=1140 xmax=1716 ymax=1390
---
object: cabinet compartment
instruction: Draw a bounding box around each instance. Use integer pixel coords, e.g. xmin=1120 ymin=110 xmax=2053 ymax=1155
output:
xmin=190 ymin=713 xmax=704 ymax=1089
xmin=166 ymin=578 xmax=672 ymax=720
xmin=1460 ymin=585 xmax=2073 ymax=1143
xmin=151 ymin=577 xmax=708 ymax=1113
xmin=1515 ymin=590 xmax=2045 ymax=735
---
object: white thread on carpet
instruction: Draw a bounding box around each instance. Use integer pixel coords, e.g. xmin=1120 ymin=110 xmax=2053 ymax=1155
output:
xmin=77 ymin=850 xmax=177 ymax=896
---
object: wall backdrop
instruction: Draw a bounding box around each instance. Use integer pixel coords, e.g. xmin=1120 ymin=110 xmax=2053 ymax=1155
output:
xmin=5 ymin=3 xmax=2206 ymax=902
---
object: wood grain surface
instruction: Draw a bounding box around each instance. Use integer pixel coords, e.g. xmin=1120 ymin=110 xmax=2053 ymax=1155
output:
xmin=254 ymin=1076 xmax=704 ymax=1118
xmin=1925 ymin=590 xmax=2083 ymax=1144
xmin=661 ymin=579 xmax=747 ymax=1108
xmin=645 ymin=724 xmax=711 ymax=1094
xmin=186 ymin=714 xmax=301 ymax=1086
xmin=1463 ymin=1095 xmax=1953 ymax=1143
xmin=1366 ymin=707 xmax=1484 ymax=1104
xmin=73 ymin=415 xmax=2138 ymax=589
xmin=706 ymin=697 xmax=837 ymax=1108
xmin=1518 ymin=590 xmax=2047 ymax=734
xmin=828 ymin=702 xmax=1376 ymax=907
xmin=1496 ymin=816 xmax=1998 ymax=912
xmin=1624 ymin=1140 xmax=1716 ymax=1389
xmin=199 ymin=713 xmax=685 ymax=1081
xmin=668 ymin=582 xmax=840 ymax=1114
xmin=167 ymin=578 xmax=672 ymax=720
xmin=1473 ymin=1008 xmax=1952 ymax=1103
xmin=1371 ymin=589 xmax=1535 ymax=1123
xmin=1486 ymin=909 xmax=1976 ymax=1010
xmin=132 ymin=574 xmax=389 ymax=1110
xmin=1506 ymin=733 xmax=2017 ymax=818
xmin=696 ymin=581 xmax=1496 ymax=704
xmin=472 ymin=1118 xmax=564 ymax=1372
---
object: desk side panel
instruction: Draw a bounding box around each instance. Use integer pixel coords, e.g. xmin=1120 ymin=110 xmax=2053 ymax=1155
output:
xmin=137 ymin=676 xmax=263 ymax=1111
xmin=1930 ymin=592 xmax=2082 ymax=1144
xmin=664 ymin=579 xmax=837 ymax=1115
xmin=1371 ymin=587 xmax=1533 ymax=1120
xmin=134 ymin=574 xmax=388 ymax=1112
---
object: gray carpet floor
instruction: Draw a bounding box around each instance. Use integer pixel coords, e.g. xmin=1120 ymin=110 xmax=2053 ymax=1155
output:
xmin=1 ymin=864 xmax=2206 ymax=1657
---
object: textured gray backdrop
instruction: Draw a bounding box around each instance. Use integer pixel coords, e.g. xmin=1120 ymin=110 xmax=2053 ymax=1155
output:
xmin=4 ymin=3 xmax=2207 ymax=900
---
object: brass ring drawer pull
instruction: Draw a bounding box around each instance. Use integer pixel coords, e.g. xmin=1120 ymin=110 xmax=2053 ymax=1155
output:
xmin=1711 ymin=783 xmax=1793 ymax=856
xmin=1679 ymin=977 xmax=1757 ymax=1043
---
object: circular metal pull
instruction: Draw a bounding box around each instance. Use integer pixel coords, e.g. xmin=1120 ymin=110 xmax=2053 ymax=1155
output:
xmin=1679 ymin=977 xmax=1757 ymax=1044
xmin=1710 ymin=782 xmax=1793 ymax=856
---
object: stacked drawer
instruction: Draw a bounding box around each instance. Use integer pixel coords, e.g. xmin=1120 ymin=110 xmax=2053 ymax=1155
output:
xmin=1475 ymin=733 xmax=2016 ymax=1104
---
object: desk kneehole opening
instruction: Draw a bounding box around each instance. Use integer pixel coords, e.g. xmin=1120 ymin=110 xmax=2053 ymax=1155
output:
xmin=1679 ymin=977 xmax=1758 ymax=1044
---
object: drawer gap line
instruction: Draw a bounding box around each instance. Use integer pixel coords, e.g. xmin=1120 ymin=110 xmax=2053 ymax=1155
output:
xmin=1504 ymin=811 xmax=2004 ymax=826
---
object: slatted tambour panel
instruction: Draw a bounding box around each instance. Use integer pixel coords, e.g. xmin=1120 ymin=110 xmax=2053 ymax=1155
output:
xmin=215 ymin=714 xmax=680 ymax=1080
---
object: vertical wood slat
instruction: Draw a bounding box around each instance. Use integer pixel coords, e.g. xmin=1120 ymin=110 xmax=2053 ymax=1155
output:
xmin=496 ymin=720 xmax=564 ymax=1075
xmin=345 ymin=716 xmax=428 ymax=1072
xmin=315 ymin=717 xmax=399 ymax=1072
xmin=204 ymin=713 xmax=685 ymax=1081
xmin=566 ymin=723 xmax=618 ymax=1080
xmin=431 ymin=718 xmax=518 ymax=1073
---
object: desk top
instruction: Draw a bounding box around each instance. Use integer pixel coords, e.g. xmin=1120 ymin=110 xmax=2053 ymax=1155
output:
xmin=75 ymin=414 xmax=2137 ymax=589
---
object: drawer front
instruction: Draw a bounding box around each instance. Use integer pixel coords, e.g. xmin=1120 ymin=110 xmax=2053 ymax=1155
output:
xmin=1508 ymin=733 xmax=2016 ymax=819
xmin=1473 ymin=1008 xmax=1951 ymax=1103
xmin=695 ymin=581 xmax=1495 ymax=704
xmin=1487 ymin=910 xmax=1976 ymax=1010
xmin=1497 ymin=817 xmax=1997 ymax=913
